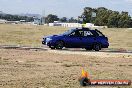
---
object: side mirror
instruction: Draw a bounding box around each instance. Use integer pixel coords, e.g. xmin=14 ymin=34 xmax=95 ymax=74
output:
xmin=68 ymin=34 xmax=72 ymax=36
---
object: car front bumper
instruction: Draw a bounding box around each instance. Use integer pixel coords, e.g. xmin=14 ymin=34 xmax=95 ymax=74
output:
xmin=42 ymin=38 xmax=56 ymax=47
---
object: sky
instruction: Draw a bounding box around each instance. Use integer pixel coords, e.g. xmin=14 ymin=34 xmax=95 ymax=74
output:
xmin=0 ymin=0 xmax=132 ymax=18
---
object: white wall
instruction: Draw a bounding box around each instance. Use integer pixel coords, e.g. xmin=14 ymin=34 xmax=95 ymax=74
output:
xmin=49 ymin=23 xmax=82 ymax=28
xmin=0 ymin=19 xmax=7 ymax=24
xmin=48 ymin=22 xmax=108 ymax=28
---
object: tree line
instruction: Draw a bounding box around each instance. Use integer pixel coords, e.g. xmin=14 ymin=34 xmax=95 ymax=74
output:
xmin=0 ymin=13 xmax=77 ymax=23
xmin=81 ymin=7 xmax=132 ymax=28
xmin=45 ymin=14 xmax=77 ymax=23
xmin=0 ymin=14 xmax=34 ymax=22
xmin=44 ymin=7 xmax=132 ymax=28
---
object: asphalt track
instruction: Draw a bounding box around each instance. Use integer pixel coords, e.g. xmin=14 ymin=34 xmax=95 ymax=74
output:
xmin=0 ymin=45 xmax=132 ymax=54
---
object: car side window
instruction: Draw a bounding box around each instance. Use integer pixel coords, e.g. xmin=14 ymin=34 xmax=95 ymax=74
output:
xmin=70 ymin=30 xmax=94 ymax=37
xmin=78 ymin=31 xmax=84 ymax=36
xmin=70 ymin=32 xmax=75 ymax=36
xmin=70 ymin=30 xmax=83 ymax=37
xmin=84 ymin=31 xmax=93 ymax=37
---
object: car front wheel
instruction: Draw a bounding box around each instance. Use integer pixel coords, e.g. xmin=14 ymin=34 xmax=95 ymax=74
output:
xmin=93 ymin=44 xmax=101 ymax=51
xmin=49 ymin=46 xmax=55 ymax=49
xmin=55 ymin=41 xmax=64 ymax=49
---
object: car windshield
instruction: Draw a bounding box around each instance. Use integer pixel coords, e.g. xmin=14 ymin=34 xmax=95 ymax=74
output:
xmin=62 ymin=29 xmax=75 ymax=35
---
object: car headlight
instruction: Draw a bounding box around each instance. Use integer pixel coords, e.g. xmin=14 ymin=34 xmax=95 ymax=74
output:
xmin=46 ymin=38 xmax=52 ymax=41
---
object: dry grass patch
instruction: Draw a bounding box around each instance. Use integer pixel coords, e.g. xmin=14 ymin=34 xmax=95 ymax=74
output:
xmin=0 ymin=24 xmax=132 ymax=50
xmin=0 ymin=49 xmax=131 ymax=88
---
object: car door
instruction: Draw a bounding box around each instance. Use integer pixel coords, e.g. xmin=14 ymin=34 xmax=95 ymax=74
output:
xmin=65 ymin=30 xmax=83 ymax=48
xmin=81 ymin=30 xmax=96 ymax=48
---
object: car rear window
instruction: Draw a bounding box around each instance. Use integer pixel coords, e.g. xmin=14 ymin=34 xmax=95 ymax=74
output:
xmin=95 ymin=30 xmax=104 ymax=36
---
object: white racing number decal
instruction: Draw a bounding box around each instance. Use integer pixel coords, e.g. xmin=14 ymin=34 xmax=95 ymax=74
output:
xmin=84 ymin=31 xmax=93 ymax=36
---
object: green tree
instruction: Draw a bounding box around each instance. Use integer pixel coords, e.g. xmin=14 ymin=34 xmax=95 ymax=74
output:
xmin=68 ymin=17 xmax=77 ymax=23
xmin=82 ymin=7 xmax=93 ymax=23
xmin=45 ymin=14 xmax=59 ymax=23
xmin=107 ymin=11 xmax=120 ymax=27
xmin=81 ymin=7 xmax=132 ymax=28
xmin=0 ymin=13 xmax=33 ymax=22
xmin=118 ymin=12 xmax=131 ymax=28
xmin=60 ymin=17 xmax=67 ymax=22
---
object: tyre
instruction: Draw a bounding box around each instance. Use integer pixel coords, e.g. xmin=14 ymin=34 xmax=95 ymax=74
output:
xmin=93 ymin=43 xmax=101 ymax=51
xmin=55 ymin=41 xmax=64 ymax=49
xmin=49 ymin=46 xmax=55 ymax=49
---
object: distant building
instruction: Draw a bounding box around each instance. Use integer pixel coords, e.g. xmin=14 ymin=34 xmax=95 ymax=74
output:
xmin=0 ymin=19 xmax=7 ymax=24
xmin=84 ymin=23 xmax=94 ymax=28
xmin=20 ymin=20 xmax=26 ymax=22
xmin=33 ymin=17 xmax=45 ymax=25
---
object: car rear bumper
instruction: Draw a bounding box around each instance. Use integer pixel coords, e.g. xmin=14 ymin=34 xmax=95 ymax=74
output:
xmin=102 ymin=45 xmax=109 ymax=48
xmin=102 ymin=43 xmax=109 ymax=48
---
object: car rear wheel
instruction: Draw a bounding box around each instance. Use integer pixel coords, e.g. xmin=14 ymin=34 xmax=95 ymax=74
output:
xmin=55 ymin=41 xmax=64 ymax=49
xmin=93 ymin=44 xmax=101 ymax=51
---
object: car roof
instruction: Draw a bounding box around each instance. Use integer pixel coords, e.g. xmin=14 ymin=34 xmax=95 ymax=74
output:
xmin=74 ymin=28 xmax=91 ymax=31
xmin=75 ymin=28 xmax=102 ymax=31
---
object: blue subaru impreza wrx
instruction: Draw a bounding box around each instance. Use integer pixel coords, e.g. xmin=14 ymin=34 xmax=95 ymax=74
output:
xmin=42 ymin=28 xmax=109 ymax=51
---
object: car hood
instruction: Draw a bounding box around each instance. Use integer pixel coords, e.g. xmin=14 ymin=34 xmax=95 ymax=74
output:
xmin=44 ymin=34 xmax=64 ymax=39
